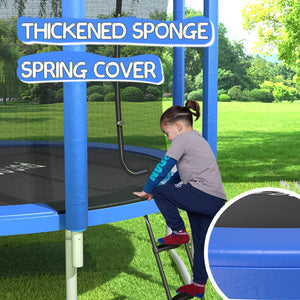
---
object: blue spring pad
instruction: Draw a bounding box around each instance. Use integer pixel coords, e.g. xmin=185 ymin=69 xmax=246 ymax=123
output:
xmin=208 ymin=227 xmax=300 ymax=299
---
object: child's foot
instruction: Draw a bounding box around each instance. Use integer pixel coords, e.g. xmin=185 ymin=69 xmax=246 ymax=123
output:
xmin=158 ymin=229 xmax=190 ymax=245
xmin=177 ymin=282 xmax=205 ymax=298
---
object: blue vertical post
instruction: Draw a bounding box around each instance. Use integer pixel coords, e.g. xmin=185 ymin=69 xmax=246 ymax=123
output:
xmin=173 ymin=0 xmax=185 ymax=106
xmin=62 ymin=0 xmax=88 ymax=232
xmin=63 ymin=0 xmax=87 ymax=298
xmin=203 ymin=0 xmax=218 ymax=157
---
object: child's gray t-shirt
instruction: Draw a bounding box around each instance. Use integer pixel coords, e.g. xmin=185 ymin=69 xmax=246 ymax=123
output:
xmin=166 ymin=130 xmax=227 ymax=200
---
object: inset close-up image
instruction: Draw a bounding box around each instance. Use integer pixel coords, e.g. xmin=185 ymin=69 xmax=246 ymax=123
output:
xmin=205 ymin=188 xmax=300 ymax=300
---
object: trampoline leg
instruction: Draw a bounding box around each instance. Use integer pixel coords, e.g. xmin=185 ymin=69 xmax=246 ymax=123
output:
xmin=66 ymin=230 xmax=84 ymax=300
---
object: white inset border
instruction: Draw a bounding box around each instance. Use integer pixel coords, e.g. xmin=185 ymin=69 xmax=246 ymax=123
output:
xmin=204 ymin=187 xmax=300 ymax=300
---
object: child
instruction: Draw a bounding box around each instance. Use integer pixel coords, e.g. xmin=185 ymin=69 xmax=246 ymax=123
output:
xmin=134 ymin=100 xmax=227 ymax=298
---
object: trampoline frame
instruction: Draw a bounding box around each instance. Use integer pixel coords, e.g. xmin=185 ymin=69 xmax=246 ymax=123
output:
xmin=0 ymin=141 xmax=164 ymax=236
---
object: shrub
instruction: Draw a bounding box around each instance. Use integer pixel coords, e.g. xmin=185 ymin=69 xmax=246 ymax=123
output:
xmin=218 ymin=94 xmax=231 ymax=102
xmin=273 ymin=83 xmax=297 ymax=102
xmin=260 ymin=81 xmax=275 ymax=93
xmin=228 ymin=85 xmax=242 ymax=100
xmin=187 ymin=90 xmax=203 ymax=101
xmin=87 ymin=85 xmax=103 ymax=96
xmin=146 ymin=85 xmax=160 ymax=97
xmin=145 ymin=85 xmax=161 ymax=101
xmin=239 ymin=89 xmax=250 ymax=102
xmin=104 ymin=92 xmax=115 ymax=102
xmin=103 ymin=84 xmax=115 ymax=95
xmin=31 ymin=84 xmax=55 ymax=104
xmin=55 ymin=88 xmax=64 ymax=103
xmin=88 ymin=92 xmax=104 ymax=102
xmin=218 ymin=89 xmax=227 ymax=96
xmin=248 ymin=89 xmax=274 ymax=102
xmin=121 ymin=86 xmax=143 ymax=102
xmin=22 ymin=95 xmax=32 ymax=102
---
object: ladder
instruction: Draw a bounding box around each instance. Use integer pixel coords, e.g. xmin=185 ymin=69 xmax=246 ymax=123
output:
xmin=144 ymin=215 xmax=205 ymax=300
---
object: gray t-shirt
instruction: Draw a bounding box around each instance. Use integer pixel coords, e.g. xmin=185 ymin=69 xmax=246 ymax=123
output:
xmin=166 ymin=130 xmax=227 ymax=200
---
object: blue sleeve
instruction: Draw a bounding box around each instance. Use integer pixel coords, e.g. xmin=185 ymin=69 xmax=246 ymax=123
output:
xmin=166 ymin=171 xmax=181 ymax=185
xmin=143 ymin=155 xmax=177 ymax=194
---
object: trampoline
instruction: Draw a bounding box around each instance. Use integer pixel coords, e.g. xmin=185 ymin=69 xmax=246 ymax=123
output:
xmin=0 ymin=142 xmax=164 ymax=236
xmin=206 ymin=189 xmax=300 ymax=300
xmin=1 ymin=0 xmax=220 ymax=298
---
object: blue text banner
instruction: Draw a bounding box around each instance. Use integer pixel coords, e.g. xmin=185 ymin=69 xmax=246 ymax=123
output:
xmin=17 ymin=51 xmax=164 ymax=84
xmin=17 ymin=16 xmax=214 ymax=47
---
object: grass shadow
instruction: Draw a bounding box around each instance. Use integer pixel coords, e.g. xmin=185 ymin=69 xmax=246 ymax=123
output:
xmin=0 ymin=225 xmax=136 ymax=294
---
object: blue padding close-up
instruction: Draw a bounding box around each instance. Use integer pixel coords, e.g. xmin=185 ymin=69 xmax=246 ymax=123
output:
xmin=0 ymin=203 xmax=57 ymax=219
xmin=209 ymin=227 xmax=300 ymax=267
xmin=208 ymin=227 xmax=300 ymax=299
xmin=211 ymin=267 xmax=300 ymax=299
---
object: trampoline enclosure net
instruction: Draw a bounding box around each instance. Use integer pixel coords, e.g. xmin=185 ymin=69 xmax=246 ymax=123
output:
xmin=0 ymin=0 xmax=170 ymax=206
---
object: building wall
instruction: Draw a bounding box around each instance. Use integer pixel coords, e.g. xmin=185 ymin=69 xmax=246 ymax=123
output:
xmin=0 ymin=0 xmax=169 ymax=19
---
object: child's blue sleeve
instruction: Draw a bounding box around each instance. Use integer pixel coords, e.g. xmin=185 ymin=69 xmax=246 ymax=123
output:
xmin=143 ymin=155 xmax=177 ymax=194
xmin=166 ymin=171 xmax=181 ymax=184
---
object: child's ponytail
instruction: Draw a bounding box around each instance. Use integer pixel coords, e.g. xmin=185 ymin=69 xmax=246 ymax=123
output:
xmin=185 ymin=100 xmax=200 ymax=121
xmin=160 ymin=100 xmax=201 ymax=127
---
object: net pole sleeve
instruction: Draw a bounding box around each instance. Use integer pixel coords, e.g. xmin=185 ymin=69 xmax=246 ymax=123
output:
xmin=63 ymin=0 xmax=88 ymax=232
xmin=203 ymin=0 xmax=219 ymax=157
xmin=173 ymin=0 xmax=185 ymax=106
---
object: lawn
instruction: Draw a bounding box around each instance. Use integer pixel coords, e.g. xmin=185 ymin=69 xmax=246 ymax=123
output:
xmin=0 ymin=100 xmax=299 ymax=300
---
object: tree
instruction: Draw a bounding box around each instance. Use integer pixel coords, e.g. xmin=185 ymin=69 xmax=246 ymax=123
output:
xmin=169 ymin=9 xmax=252 ymax=92
xmin=0 ymin=19 xmax=20 ymax=104
xmin=0 ymin=0 xmax=61 ymax=17
xmin=184 ymin=8 xmax=203 ymax=85
xmin=218 ymin=23 xmax=253 ymax=89
xmin=218 ymin=68 xmax=235 ymax=90
xmin=247 ymin=56 xmax=273 ymax=87
xmin=272 ymin=63 xmax=296 ymax=82
xmin=161 ymin=48 xmax=173 ymax=94
xmin=242 ymin=0 xmax=300 ymax=78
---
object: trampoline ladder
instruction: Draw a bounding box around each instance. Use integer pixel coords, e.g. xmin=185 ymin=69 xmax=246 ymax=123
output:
xmin=144 ymin=215 xmax=204 ymax=300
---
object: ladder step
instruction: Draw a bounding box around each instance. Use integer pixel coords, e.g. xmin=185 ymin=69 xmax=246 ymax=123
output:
xmin=156 ymin=243 xmax=181 ymax=253
xmin=172 ymin=292 xmax=194 ymax=299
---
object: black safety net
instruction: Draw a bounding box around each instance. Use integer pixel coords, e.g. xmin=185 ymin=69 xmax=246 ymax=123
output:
xmin=0 ymin=0 xmax=170 ymax=209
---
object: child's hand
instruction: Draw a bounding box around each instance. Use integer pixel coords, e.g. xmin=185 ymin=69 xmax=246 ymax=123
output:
xmin=133 ymin=191 xmax=153 ymax=201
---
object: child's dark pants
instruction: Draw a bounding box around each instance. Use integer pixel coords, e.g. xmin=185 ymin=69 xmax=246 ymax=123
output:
xmin=152 ymin=183 xmax=226 ymax=284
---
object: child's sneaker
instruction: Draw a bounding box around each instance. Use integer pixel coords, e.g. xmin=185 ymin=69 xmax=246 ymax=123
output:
xmin=158 ymin=229 xmax=190 ymax=245
xmin=177 ymin=282 xmax=205 ymax=298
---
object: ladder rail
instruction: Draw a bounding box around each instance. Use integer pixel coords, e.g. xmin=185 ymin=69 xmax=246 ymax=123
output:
xmin=144 ymin=215 xmax=173 ymax=300
xmin=184 ymin=243 xmax=194 ymax=269
xmin=144 ymin=215 xmax=197 ymax=300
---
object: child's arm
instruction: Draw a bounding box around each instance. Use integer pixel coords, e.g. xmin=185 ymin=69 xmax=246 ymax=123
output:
xmin=166 ymin=171 xmax=181 ymax=185
xmin=133 ymin=155 xmax=177 ymax=199
xmin=143 ymin=155 xmax=177 ymax=193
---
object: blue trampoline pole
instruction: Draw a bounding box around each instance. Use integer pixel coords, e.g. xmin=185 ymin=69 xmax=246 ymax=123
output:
xmin=173 ymin=0 xmax=185 ymax=106
xmin=203 ymin=0 xmax=219 ymax=157
xmin=62 ymin=0 xmax=87 ymax=299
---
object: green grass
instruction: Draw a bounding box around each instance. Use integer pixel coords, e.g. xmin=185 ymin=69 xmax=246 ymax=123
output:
xmin=217 ymin=101 xmax=300 ymax=198
xmin=0 ymin=100 xmax=299 ymax=299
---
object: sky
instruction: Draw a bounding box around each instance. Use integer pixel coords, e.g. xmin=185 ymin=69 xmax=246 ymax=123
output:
xmin=167 ymin=0 xmax=258 ymax=55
